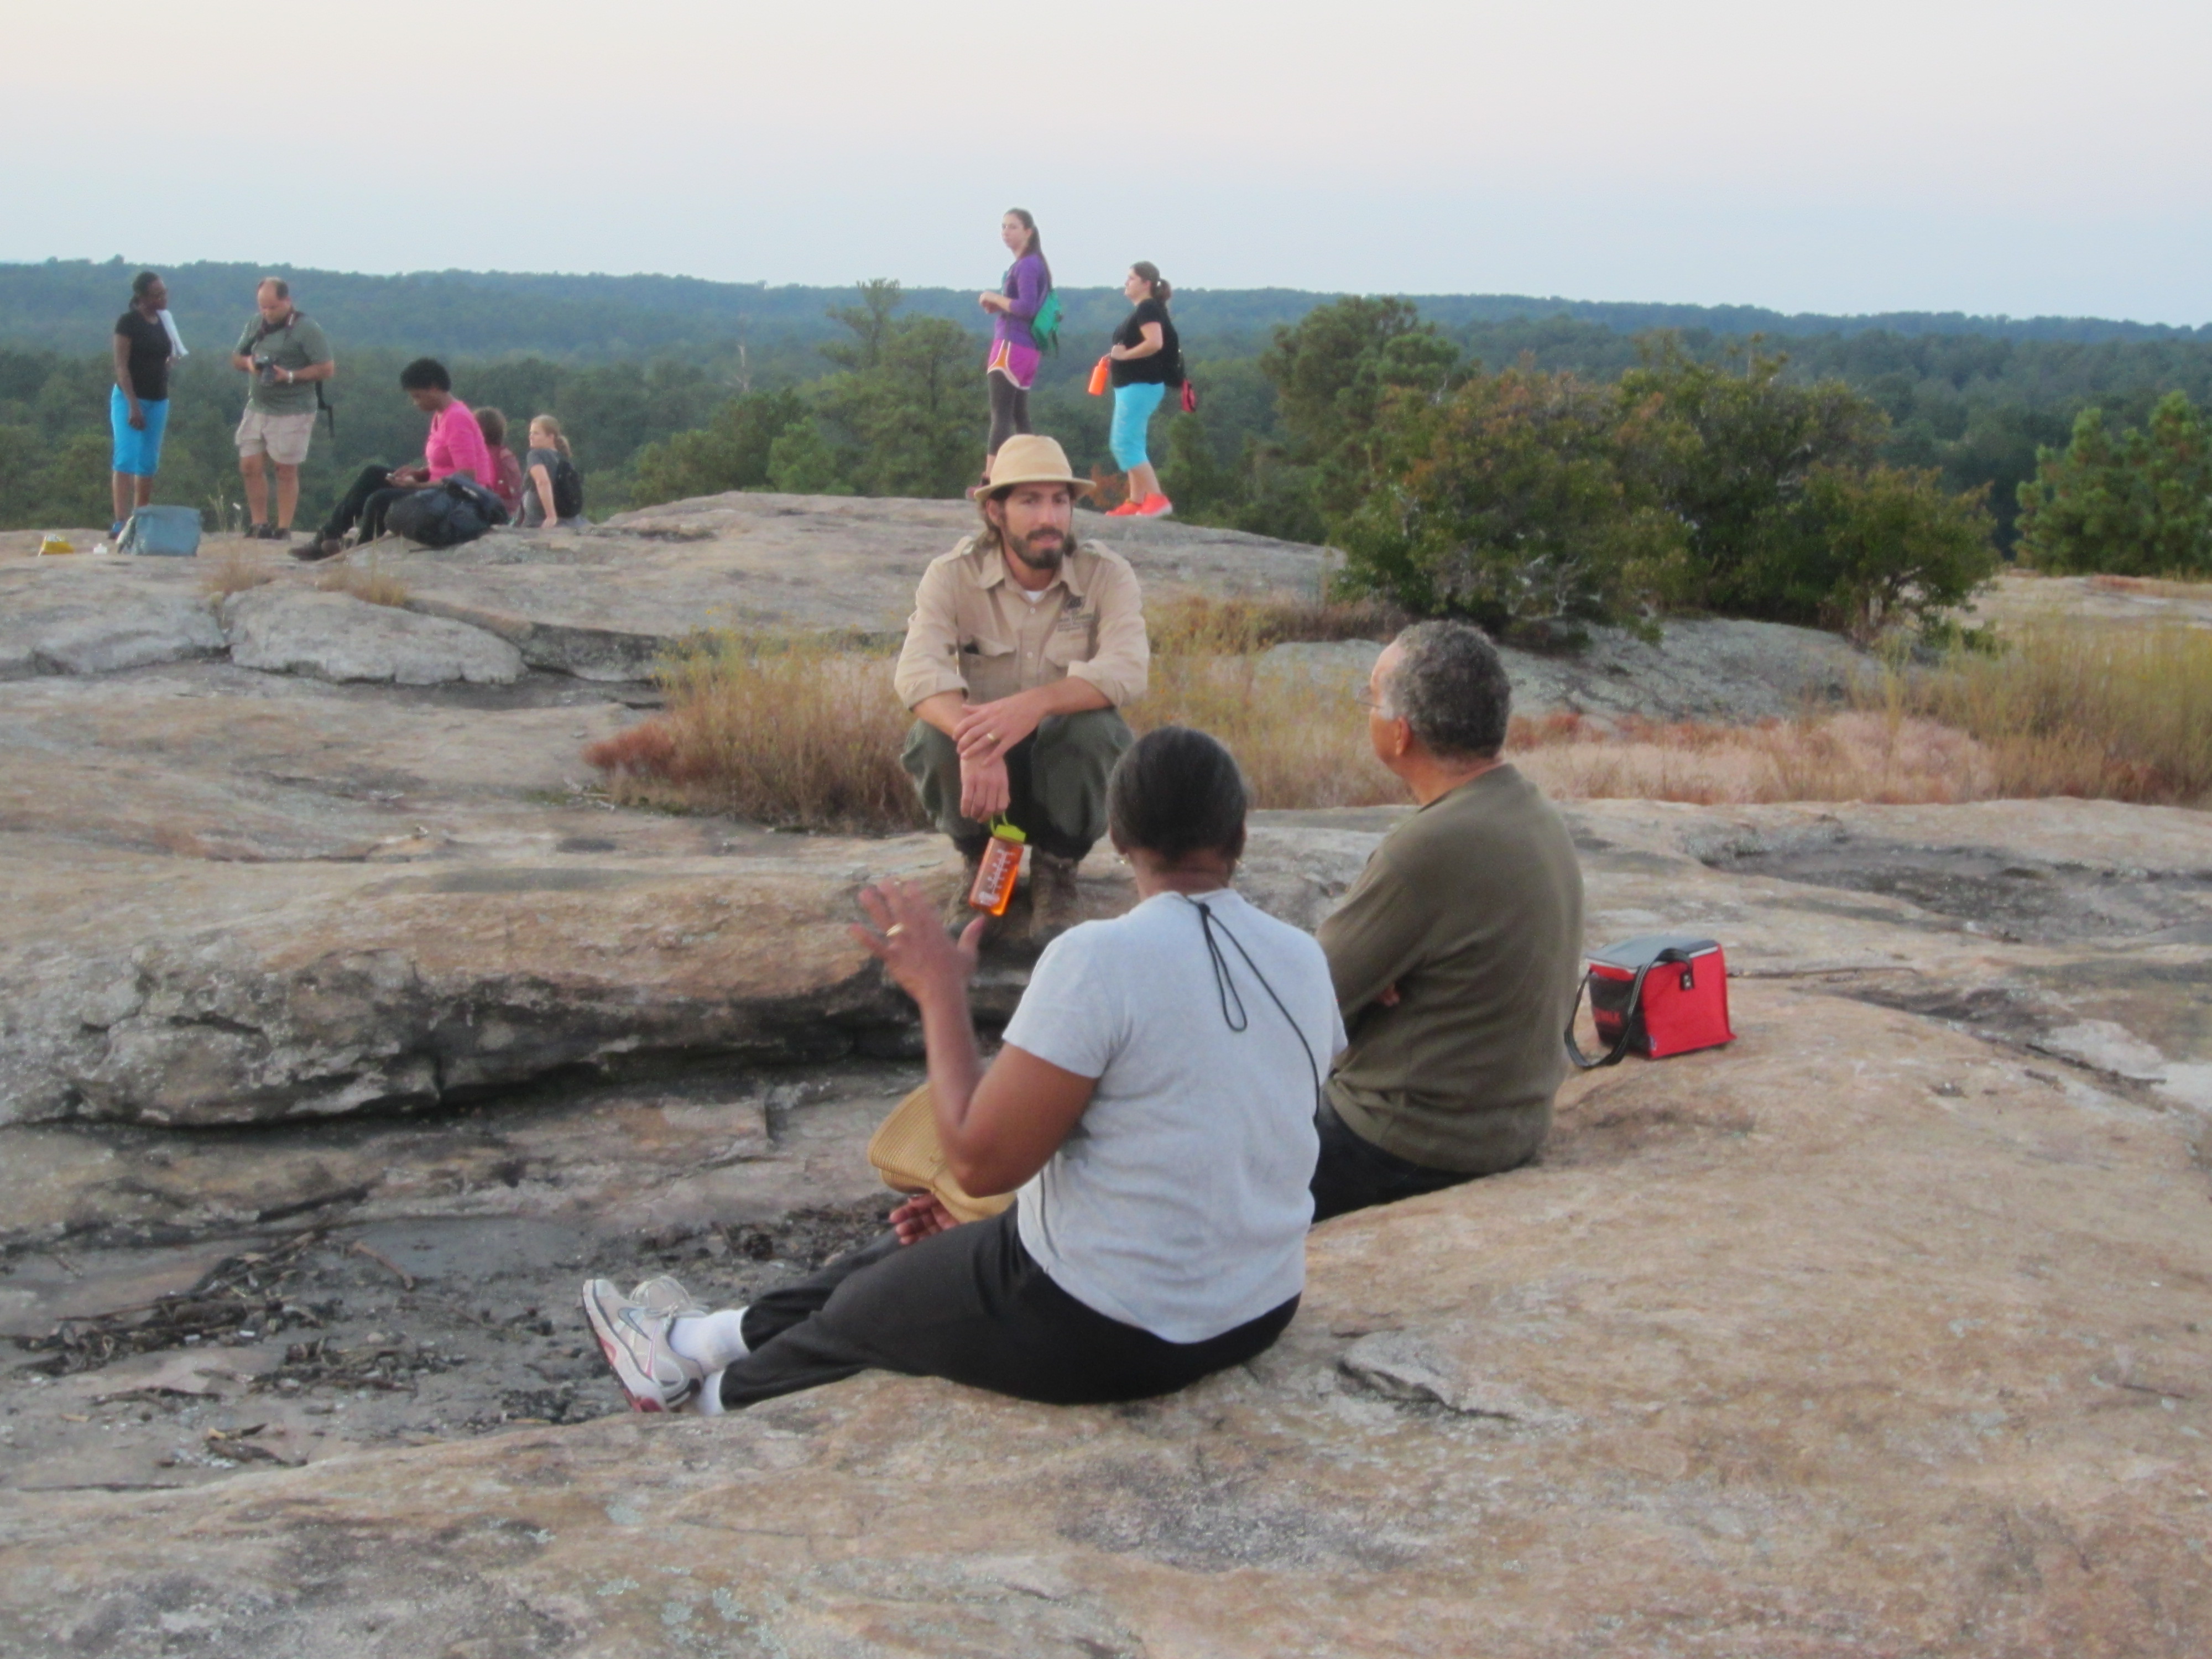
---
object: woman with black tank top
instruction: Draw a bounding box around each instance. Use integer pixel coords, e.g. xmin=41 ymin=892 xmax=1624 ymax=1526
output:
xmin=110 ymin=271 xmax=175 ymax=536
xmin=1104 ymin=262 xmax=1180 ymax=518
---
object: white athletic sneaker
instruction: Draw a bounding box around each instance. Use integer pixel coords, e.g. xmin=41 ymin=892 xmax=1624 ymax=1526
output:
xmin=581 ymin=1278 xmax=706 ymax=1413
xmin=628 ymin=1274 xmax=708 ymax=1318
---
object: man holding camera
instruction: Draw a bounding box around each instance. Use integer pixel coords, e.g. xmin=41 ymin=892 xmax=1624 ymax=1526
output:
xmin=230 ymin=277 xmax=335 ymax=542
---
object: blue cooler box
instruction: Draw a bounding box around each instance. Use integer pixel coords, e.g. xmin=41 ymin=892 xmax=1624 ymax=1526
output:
xmin=118 ymin=506 xmax=203 ymax=556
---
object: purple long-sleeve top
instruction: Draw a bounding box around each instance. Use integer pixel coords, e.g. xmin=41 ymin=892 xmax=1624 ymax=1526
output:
xmin=992 ymin=254 xmax=1048 ymax=352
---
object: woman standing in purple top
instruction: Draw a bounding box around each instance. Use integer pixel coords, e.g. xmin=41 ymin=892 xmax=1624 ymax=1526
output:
xmin=977 ymin=207 xmax=1051 ymax=482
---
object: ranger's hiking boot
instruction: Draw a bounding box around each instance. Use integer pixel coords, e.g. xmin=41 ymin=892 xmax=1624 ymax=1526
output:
xmin=1030 ymin=851 xmax=1083 ymax=943
xmin=580 ymin=1279 xmax=705 ymax=1413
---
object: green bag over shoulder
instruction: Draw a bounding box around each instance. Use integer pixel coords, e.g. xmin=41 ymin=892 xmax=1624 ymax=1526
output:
xmin=1029 ymin=288 xmax=1063 ymax=354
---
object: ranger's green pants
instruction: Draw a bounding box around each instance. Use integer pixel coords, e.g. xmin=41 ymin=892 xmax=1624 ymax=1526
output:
xmin=901 ymin=708 xmax=1133 ymax=859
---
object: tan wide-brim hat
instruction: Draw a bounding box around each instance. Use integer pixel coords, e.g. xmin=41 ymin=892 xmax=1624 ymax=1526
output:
xmin=983 ymin=434 xmax=1094 ymax=495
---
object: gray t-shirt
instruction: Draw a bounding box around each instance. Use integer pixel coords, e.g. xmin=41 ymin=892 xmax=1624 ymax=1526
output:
xmin=233 ymin=311 xmax=332 ymax=416
xmin=521 ymin=445 xmax=571 ymax=526
xmin=1004 ymin=889 xmax=1345 ymax=1343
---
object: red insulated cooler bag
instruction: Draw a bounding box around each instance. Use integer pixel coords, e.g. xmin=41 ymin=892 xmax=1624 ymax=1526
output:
xmin=1564 ymin=934 xmax=1735 ymax=1070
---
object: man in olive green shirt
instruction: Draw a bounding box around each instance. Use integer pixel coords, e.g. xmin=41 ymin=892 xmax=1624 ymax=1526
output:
xmin=893 ymin=434 xmax=1149 ymax=940
xmin=230 ymin=276 xmax=336 ymax=542
xmin=1312 ymin=621 xmax=1584 ymax=1222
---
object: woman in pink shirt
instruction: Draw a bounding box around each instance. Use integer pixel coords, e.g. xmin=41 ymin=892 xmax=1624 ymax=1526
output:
xmin=302 ymin=357 xmax=493 ymax=561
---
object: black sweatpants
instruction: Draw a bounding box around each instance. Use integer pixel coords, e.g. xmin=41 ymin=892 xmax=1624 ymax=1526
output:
xmin=986 ymin=371 xmax=1030 ymax=458
xmin=718 ymin=1207 xmax=1298 ymax=1411
xmin=1309 ymin=1098 xmax=1483 ymax=1223
xmin=320 ymin=463 xmax=422 ymax=545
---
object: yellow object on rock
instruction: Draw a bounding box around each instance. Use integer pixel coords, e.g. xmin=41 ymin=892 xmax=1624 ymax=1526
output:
xmin=36 ymin=535 xmax=77 ymax=556
xmin=867 ymin=1082 xmax=1015 ymax=1223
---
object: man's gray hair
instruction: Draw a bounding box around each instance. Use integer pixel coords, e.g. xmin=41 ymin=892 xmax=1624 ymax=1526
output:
xmin=258 ymin=275 xmax=290 ymax=299
xmin=1380 ymin=620 xmax=1513 ymax=759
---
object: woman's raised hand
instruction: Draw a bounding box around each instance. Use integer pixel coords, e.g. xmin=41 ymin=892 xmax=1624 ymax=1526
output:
xmin=852 ymin=877 xmax=984 ymax=1002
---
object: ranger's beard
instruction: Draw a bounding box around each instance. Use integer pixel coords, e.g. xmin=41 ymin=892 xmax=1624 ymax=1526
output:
xmin=1003 ymin=521 xmax=1074 ymax=572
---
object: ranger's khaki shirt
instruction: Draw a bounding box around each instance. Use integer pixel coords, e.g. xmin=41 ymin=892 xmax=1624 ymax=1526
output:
xmin=894 ymin=536 xmax=1149 ymax=710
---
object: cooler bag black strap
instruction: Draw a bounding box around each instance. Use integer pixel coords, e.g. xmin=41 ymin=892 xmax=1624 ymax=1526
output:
xmin=1563 ymin=948 xmax=1691 ymax=1071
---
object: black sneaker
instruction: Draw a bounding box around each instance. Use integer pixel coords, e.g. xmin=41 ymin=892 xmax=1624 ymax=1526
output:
xmin=247 ymin=523 xmax=273 ymax=539
xmin=291 ymin=538 xmax=342 ymax=562
xmin=268 ymin=527 xmax=291 ymax=545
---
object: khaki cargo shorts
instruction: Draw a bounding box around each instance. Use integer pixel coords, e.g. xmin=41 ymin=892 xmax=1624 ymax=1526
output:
xmin=235 ymin=407 xmax=317 ymax=466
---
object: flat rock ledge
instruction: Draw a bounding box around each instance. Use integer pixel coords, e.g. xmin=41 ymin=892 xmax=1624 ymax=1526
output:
xmin=0 ymin=586 xmax=224 ymax=679
xmin=2 ymin=982 xmax=2205 ymax=1656
xmin=223 ymin=587 xmax=525 ymax=686
xmin=0 ymin=838 xmax=954 ymax=1128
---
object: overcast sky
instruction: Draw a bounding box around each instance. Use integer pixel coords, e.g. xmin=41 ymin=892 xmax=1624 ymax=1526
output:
xmin=6 ymin=0 xmax=2206 ymax=322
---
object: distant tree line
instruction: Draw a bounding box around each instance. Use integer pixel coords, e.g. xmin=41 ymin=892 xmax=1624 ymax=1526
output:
xmin=8 ymin=258 xmax=2202 ymax=357
xmin=4 ymin=267 xmax=2209 ymax=633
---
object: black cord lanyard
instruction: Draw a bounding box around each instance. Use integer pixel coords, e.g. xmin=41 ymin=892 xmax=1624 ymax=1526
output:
xmin=1182 ymin=895 xmax=1322 ymax=1113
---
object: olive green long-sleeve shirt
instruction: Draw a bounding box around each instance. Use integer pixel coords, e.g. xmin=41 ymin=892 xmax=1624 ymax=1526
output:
xmin=1318 ymin=765 xmax=1584 ymax=1173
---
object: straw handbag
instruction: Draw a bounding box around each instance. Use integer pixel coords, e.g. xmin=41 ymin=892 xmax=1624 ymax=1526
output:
xmin=865 ymin=1083 xmax=1015 ymax=1224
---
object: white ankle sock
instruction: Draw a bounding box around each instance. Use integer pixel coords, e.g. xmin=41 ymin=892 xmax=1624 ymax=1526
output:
xmin=694 ymin=1369 xmax=727 ymax=1415
xmin=667 ymin=1308 xmax=751 ymax=1370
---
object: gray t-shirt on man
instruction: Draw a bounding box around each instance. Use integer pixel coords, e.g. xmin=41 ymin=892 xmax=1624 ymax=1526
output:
xmin=233 ymin=311 xmax=333 ymax=416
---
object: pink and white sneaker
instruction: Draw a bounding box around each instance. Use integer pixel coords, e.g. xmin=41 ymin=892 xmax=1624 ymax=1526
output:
xmin=581 ymin=1278 xmax=706 ymax=1412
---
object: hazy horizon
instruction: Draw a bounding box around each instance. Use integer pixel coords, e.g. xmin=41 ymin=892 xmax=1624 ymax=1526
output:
xmin=3 ymin=257 xmax=2195 ymax=335
xmin=7 ymin=1 xmax=2208 ymax=327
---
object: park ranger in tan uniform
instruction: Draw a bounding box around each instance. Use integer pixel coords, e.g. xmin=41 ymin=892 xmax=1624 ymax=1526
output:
xmin=893 ymin=435 xmax=1149 ymax=940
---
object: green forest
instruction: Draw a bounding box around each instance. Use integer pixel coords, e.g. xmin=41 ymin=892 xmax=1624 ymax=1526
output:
xmin=6 ymin=258 xmax=2210 ymax=619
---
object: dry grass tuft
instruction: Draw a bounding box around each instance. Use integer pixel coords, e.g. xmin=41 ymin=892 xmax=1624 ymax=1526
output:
xmin=1507 ymin=622 xmax=2212 ymax=807
xmin=317 ymin=559 xmax=412 ymax=608
xmin=586 ymin=632 xmax=922 ymax=831
xmin=1886 ymin=622 xmax=2212 ymax=804
xmin=1134 ymin=650 xmax=1402 ymax=809
xmin=2084 ymin=573 xmax=2212 ymax=602
xmin=581 ymin=607 xmax=2212 ymax=834
xmin=1506 ymin=709 xmax=2000 ymax=805
xmin=200 ymin=546 xmax=274 ymax=599
xmin=1128 ymin=591 xmax=1410 ymax=808
xmin=1146 ymin=589 xmax=1410 ymax=653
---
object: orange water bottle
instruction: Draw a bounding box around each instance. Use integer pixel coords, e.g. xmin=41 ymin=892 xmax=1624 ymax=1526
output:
xmin=1087 ymin=356 xmax=1111 ymax=397
xmin=968 ymin=820 xmax=1027 ymax=916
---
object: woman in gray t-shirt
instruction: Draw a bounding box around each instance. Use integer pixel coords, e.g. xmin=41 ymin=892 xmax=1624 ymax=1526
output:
xmin=581 ymin=726 xmax=1344 ymax=1416
xmin=520 ymin=413 xmax=586 ymax=528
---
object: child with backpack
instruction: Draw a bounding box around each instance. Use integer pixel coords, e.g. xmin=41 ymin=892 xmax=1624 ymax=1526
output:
xmin=522 ymin=415 xmax=587 ymax=529
xmin=474 ymin=407 xmax=527 ymax=519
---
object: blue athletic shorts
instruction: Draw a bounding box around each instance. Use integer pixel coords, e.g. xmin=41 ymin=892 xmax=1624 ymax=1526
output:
xmin=110 ymin=386 xmax=170 ymax=477
xmin=1109 ymin=380 xmax=1167 ymax=471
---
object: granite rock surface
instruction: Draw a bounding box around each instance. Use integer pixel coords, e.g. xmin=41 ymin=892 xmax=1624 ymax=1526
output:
xmin=223 ymin=586 xmax=525 ymax=686
xmin=2 ymin=521 xmax=2208 ymax=1657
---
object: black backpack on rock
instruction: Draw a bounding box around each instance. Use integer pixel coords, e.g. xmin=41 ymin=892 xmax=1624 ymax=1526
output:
xmin=385 ymin=476 xmax=510 ymax=549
